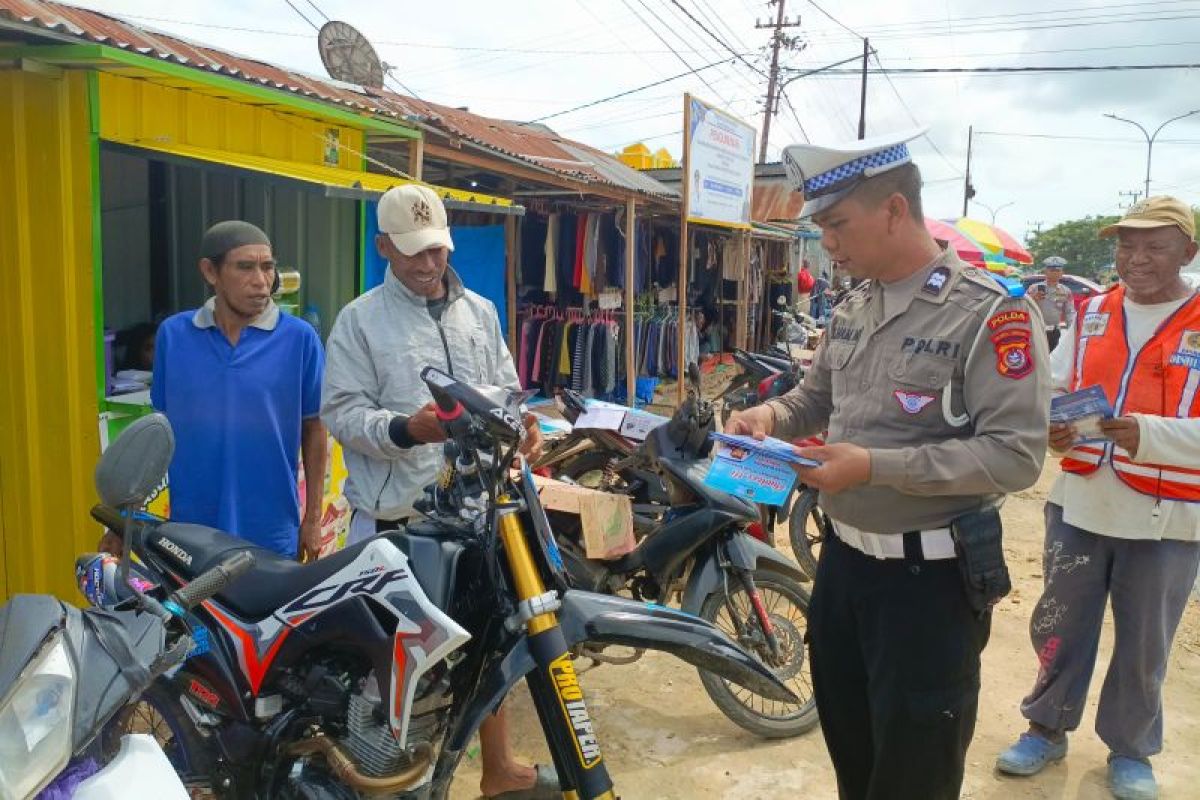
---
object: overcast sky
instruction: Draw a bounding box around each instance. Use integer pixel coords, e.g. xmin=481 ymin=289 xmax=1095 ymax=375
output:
xmin=75 ymin=0 xmax=1200 ymax=241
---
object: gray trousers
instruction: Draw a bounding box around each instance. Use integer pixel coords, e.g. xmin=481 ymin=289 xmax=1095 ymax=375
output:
xmin=1020 ymin=502 xmax=1200 ymax=758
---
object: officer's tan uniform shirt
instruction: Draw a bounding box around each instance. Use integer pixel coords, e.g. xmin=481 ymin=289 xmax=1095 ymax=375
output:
xmin=766 ymin=249 xmax=1050 ymax=534
xmin=1031 ymin=281 xmax=1074 ymax=329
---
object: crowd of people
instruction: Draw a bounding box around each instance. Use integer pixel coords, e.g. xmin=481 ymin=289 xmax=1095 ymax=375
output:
xmin=112 ymin=130 xmax=1198 ymax=800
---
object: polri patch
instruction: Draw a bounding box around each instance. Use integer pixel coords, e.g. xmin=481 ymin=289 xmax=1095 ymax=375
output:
xmin=1080 ymin=312 xmax=1109 ymax=338
xmin=922 ymin=265 xmax=951 ymax=296
xmin=991 ymin=329 xmax=1034 ymax=379
xmin=987 ymin=309 xmax=1030 ymax=330
xmin=893 ymin=390 xmax=937 ymax=414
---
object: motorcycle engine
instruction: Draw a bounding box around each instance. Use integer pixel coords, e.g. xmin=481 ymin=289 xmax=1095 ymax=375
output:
xmin=340 ymin=671 xmax=448 ymax=778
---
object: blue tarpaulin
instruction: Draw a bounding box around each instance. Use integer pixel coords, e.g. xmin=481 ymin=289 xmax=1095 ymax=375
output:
xmin=363 ymin=201 xmax=507 ymax=331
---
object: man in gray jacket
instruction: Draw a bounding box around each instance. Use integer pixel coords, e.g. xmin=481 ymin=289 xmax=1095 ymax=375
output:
xmin=322 ymin=184 xmax=551 ymax=799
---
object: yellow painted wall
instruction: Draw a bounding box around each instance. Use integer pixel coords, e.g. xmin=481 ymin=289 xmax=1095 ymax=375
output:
xmin=0 ymin=70 xmax=102 ymax=602
xmin=98 ymin=72 xmax=365 ymax=167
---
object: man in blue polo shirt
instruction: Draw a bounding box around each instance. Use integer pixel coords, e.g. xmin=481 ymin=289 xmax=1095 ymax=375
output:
xmin=151 ymin=220 xmax=327 ymax=559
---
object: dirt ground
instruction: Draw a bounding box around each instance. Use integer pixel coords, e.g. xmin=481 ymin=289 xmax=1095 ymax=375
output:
xmin=450 ymin=459 xmax=1200 ymax=799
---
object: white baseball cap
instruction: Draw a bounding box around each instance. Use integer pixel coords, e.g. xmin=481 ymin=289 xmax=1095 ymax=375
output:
xmin=378 ymin=184 xmax=455 ymax=256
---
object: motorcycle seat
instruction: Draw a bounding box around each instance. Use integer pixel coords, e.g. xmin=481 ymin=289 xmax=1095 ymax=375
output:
xmin=147 ymin=523 xmax=374 ymax=620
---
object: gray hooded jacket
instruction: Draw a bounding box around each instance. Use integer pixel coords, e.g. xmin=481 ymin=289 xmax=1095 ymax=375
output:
xmin=321 ymin=266 xmax=520 ymax=520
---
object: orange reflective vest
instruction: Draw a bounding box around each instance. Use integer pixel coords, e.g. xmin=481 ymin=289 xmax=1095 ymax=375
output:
xmin=1060 ymin=286 xmax=1200 ymax=501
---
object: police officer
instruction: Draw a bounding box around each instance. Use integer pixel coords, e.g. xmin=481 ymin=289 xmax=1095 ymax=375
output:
xmin=727 ymin=129 xmax=1050 ymax=800
xmin=1030 ymin=255 xmax=1075 ymax=350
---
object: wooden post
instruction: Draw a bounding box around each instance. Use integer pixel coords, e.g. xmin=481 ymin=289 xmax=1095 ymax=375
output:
xmin=505 ymin=214 xmax=518 ymax=355
xmin=678 ymin=95 xmax=693 ymax=404
xmin=736 ymin=230 xmax=750 ymax=350
xmin=625 ymin=197 xmax=637 ymax=407
xmin=408 ymin=137 xmax=425 ymax=180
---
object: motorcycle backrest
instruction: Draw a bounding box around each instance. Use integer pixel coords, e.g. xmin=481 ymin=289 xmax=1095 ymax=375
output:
xmin=95 ymin=413 xmax=174 ymax=508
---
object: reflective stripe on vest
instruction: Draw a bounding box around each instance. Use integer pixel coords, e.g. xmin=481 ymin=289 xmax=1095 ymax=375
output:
xmin=1060 ymin=286 xmax=1200 ymax=501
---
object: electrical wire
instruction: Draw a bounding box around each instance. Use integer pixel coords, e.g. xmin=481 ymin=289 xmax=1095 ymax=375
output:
xmin=528 ymin=57 xmax=737 ymax=123
xmin=806 ymin=0 xmax=865 ymax=39
xmin=667 ymin=0 xmax=769 ymax=78
xmin=280 ymin=0 xmax=319 ymax=31
xmin=622 ymin=0 xmax=736 ymax=107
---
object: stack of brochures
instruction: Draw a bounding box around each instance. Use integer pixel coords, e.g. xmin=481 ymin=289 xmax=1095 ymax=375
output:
xmin=704 ymin=433 xmax=822 ymax=506
xmin=1049 ymin=385 xmax=1114 ymax=441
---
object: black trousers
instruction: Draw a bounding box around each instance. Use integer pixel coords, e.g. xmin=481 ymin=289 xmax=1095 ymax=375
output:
xmin=1045 ymin=327 xmax=1061 ymax=352
xmin=809 ymin=533 xmax=992 ymax=800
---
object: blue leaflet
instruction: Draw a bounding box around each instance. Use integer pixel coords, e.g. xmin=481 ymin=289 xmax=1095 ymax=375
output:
xmin=1050 ymin=385 xmax=1113 ymax=441
xmin=703 ymin=433 xmax=821 ymax=506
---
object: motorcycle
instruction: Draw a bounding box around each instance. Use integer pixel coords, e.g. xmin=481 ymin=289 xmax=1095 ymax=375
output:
xmin=0 ymin=413 xmax=253 ymax=799
xmin=89 ymin=376 xmax=794 ymax=799
xmin=715 ymin=348 xmax=804 ymax=427
xmin=546 ymin=365 xmax=819 ymax=739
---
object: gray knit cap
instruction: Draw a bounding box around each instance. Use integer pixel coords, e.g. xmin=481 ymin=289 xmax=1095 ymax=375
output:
xmin=200 ymin=220 xmax=271 ymax=263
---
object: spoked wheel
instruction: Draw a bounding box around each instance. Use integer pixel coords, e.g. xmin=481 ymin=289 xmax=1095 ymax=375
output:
xmin=698 ymin=570 xmax=818 ymax=738
xmin=103 ymin=682 xmax=215 ymax=795
xmin=788 ymin=486 xmax=831 ymax=581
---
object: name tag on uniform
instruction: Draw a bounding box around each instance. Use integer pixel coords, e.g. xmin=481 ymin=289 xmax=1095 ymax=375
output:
xmin=1170 ymin=330 xmax=1200 ymax=369
xmin=1080 ymin=313 xmax=1109 ymax=338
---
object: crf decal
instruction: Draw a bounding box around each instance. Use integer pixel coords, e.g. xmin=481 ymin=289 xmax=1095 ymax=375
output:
xmin=282 ymin=568 xmax=410 ymax=615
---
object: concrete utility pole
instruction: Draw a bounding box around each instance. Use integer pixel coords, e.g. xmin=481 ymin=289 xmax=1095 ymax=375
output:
xmin=961 ymin=125 xmax=975 ymax=217
xmin=857 ymin=37 xmax=869 ymax=139
xmin=1119 ymin=189 xmax=1144 ymax=209
xmin=756 ymin=0 xmax=804 ymax=162
xmin=1104 ymin=109 xmax=1200 ymax=198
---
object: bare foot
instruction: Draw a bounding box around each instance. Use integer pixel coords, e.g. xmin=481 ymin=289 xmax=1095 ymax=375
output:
xmin=479 ymin=763 xmax=537 ymax=798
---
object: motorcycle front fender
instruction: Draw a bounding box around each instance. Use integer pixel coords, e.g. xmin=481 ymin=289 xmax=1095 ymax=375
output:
xmin=445 ymin=590 xmax=797 ymax=755
xmin=72 ymin=734 xmax=189 ymax=799
xmin=680 ymin=534 xmax=808 ymax=615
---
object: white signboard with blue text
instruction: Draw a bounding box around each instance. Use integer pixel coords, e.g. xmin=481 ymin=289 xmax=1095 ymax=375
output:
xmin=685 ymin=96 xmax=756 ymax=230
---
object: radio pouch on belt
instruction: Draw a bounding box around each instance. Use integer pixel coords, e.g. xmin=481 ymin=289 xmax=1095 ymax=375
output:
xmin=950 ymin=506 xmax=1011 ymax=617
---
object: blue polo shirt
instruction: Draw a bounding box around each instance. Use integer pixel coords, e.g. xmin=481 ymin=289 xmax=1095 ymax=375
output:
xmin=151 ymin=300 xmax=323 ymax=557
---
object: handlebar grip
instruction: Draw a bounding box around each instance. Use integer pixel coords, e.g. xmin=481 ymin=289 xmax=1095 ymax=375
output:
xmin=170 ymin=550 xmax=256 ymax=611
xmin=90 ymin=504 xmax=126 ymax=531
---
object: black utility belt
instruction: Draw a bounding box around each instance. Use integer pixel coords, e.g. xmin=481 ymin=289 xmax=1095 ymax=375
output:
xmin=949 ymin=507 xmax=1012 ymax=617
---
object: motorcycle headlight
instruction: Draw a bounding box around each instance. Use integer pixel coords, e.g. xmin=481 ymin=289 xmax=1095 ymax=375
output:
xmin=0 ymin=633 xmax=76 ymax=800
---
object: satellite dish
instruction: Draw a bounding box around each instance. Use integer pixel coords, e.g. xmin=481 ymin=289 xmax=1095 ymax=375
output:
xmin=318 ymin=21 xmax=385 ymax=89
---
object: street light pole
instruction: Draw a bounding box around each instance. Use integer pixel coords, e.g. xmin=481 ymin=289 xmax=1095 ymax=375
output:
xmin=973 ymin=200 xmax=1014 ymax=225
xmin=1103 ymin=109 xmax=1200 ymax=198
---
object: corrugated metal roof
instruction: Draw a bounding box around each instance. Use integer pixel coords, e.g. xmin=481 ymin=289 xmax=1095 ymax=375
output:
xmin=0 ymin=0 xmax=676 ymax=200
xmin=0 ymin=0 xmax=423 ymax=122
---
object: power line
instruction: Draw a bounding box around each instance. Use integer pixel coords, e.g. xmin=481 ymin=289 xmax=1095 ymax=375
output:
xmin=787 ymin=62 xmax=1200 ymax=75
xmin=280 ymin=0 xmax=319 ymax=31
xmin=301 ymin=0 xmax=329 ymax=21
xmin=528 ymin=57 xmax=737 ymax=123
xmin=869 ymin=51 xmax=963 ymax=178
xmin=667 ymin=0 xmax=769 ymax=78
xmin=623 ymin=0 xmax=736 ymax=106
xmin=976 ymin=130 xmax=1200 ymax=144
xmin=806 ymin=0 xmax=865 ymax=38
xmin=807 ymin=9 xmax=1200 ymax=44
xmin=802 ymin=0 xmax=1200 ymax=39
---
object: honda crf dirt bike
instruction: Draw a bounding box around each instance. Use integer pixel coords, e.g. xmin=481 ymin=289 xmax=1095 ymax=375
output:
xmin=92 ymin=376 xmax=793 ymax=798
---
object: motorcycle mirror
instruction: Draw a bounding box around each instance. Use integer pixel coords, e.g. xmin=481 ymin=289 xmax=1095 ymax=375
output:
xmin=687 ymin=362 xmax=701 ymax=390
xmin=94 ymin=413 xmax=174 ymax=509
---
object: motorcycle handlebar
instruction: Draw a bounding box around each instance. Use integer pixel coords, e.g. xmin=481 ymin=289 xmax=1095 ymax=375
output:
xmin=170 ymin=550 xmax=256 ymax=611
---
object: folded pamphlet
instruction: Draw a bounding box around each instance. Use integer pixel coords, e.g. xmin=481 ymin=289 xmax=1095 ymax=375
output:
xmin=1049 ymin=385 xmax=1113 ymax=441
xmin=703 ymin=433 xmax=821 ymax=506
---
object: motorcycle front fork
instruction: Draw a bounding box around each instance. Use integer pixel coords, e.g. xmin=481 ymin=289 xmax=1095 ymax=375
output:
xmin=496 ymin=505 xmax=616 ymax=800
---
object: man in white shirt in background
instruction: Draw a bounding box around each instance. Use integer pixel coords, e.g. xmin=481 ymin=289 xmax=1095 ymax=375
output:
xmin=996 ymin=197 xmax=1200 ymax=800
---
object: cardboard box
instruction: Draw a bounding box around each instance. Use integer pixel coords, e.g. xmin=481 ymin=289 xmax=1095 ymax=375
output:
xmin=534 ymin=476 xmax=636 ymax=560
